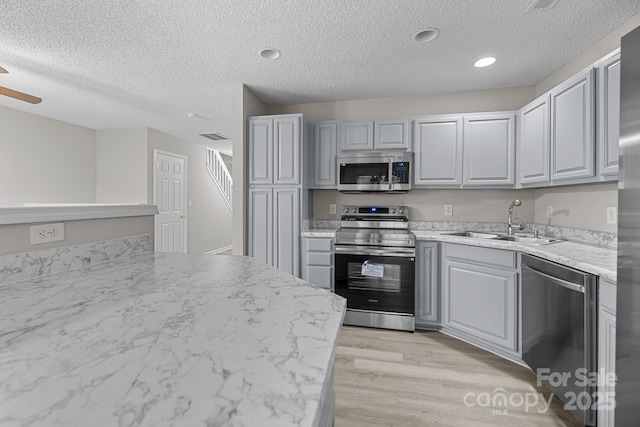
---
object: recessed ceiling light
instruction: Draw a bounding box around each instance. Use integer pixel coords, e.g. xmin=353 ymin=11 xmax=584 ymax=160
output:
xmin=259 ymin=48 xmax=281 ymax=60
xmin=474 ymin=57 xmax=496 ymax=68
xmin=413 ymin=28 xmax=440 ymax=43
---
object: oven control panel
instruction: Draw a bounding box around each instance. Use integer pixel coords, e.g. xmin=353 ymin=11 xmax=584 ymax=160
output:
xmin=341 ymin=205 xmax=408 ymax=216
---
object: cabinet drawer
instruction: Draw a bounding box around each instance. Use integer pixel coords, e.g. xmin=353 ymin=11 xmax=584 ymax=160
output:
xmin=444 ymin=244 xmax=516 ymax=269
xmin=306 ymin=238 xmax=333 ymax=251
xmin=307 ymin=266 xmax=333 ymax=289
xmin=307 ymin=252 xmax=333 ymax=266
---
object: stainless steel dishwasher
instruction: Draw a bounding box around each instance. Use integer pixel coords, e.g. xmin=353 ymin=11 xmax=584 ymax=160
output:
xmin=521 ymin=254 xmax=598 ymax=427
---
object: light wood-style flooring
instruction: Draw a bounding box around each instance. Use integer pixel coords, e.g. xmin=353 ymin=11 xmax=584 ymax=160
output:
xmin=334 ymin=326 xmax=584 ymax=427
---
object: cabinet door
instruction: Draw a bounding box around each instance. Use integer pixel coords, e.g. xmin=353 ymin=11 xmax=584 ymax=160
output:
xmin=248 ymin=118 xmax=273 ymax=185
xmin=412 ymin=117 xmax=463 ymax=187
xmin=313 ymin=122 xmax=338 ymax=188
xmin=550 ymin=68 xmax=596 ymax=182
xmin=273 ymin=187 xmax=300 ymax=276
xmin=416 ymin=241 xmax=440 ymax=328
xmin=598 ymin=50 xmax=621 ymax=179
xmin=463 ymin=113 xmax=515 ymax=187
xmin=248 ymin=188 xmax=273 ymax=266
xmin=273 ymin=116 xmax=301 ymax=185
xmin=598 ymin=279 xmax=616 ymax=427
xmin=443 ymin=256 xmax=517 ymax=354
xmin=338 ymin=120 xmax=374 ymax=151
xmin=518 ymin=96 xmax=551 ymax=186
xmin=374 ymin=118 xmax=410 ymax=150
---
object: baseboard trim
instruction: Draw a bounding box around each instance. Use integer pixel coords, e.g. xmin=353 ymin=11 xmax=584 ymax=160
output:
xmin=206 ymin=245 xmax=233 ymax=255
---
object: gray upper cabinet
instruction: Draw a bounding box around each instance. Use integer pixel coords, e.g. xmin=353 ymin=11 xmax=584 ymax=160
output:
xmin=338 ymin=120 xmax=374 ymax=151
xmin=518 ymin=95 xmax=551 ymax=187
xmin=550 ymin=67 xmax=596 ymax=182
xmin=248 ymin=117 xmax=274 ymax=185
xmin=462 ymin=113 xmax=515 ymax=187
xmin=312 ymin=122 xmax=338 ymax=188
xmin=598 ymin=49 xmax=621 ymax=180
xmin=248 ymin=115 xmax=301 ymax=185
xmin=412 ymin=116 xmax=463 ymax=187
xmin=273 ymin=115 xmax=302 ymax=185
xmin=374 ymin=118 xmax=410 ymax=150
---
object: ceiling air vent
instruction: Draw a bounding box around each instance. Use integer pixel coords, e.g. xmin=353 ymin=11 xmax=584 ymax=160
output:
xmin=526 ymin=0 xmax=560 ymax=11
xmin=199 ymin=132 xmax=229 ymax=141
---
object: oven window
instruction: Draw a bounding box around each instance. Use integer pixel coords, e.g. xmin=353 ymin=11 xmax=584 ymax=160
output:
xmin=339 ymin=163 xmax=389 ymax=185
xmin=346 ymin=261 xmax=400 ymax=292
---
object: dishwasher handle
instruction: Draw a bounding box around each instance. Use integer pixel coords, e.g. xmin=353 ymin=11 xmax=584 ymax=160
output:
xmin=522 ymin=263 xmax=585 ymax=293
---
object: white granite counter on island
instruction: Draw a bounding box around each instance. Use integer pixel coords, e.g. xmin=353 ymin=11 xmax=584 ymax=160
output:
xmin=0 ymin=253 xmax=346 ymax=427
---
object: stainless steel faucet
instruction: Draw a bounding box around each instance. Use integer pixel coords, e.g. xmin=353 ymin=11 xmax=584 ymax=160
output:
xmin=507 ymin=199 xmax=525 ymax=235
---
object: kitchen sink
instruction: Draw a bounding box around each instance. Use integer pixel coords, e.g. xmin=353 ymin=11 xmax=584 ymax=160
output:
xmin=494 ymin=235 xmax=564 ymax=245
xmin=445 ymin=231 xmax=500 ymax=239
xmin=444 ymin=231 xmax=564 ymax=245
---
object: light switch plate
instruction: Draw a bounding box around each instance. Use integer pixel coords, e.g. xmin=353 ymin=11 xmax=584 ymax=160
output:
xmin=330 ymin=204 xmax=337 ymax=215
xmin=607 ymin=207 xmax=617 ymax=225
xmin=444 ymin=205 xmax=453 ymax=216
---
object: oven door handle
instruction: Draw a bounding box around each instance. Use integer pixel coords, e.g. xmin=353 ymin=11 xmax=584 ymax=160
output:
xmin=335 ymin=245 xmax=415 ymax=258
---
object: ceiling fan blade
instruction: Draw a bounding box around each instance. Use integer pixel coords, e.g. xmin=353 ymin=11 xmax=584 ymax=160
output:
xmin=0 ymin=85 xmax=42 ymax=104
xmin=0 ymin=66 xmax=7 ymax=73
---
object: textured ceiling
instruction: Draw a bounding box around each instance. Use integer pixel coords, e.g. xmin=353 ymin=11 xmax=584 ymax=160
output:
xmin=1 ymin=0 xmax=639 ymax=156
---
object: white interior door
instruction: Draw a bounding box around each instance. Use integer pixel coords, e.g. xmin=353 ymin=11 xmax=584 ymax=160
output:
xmin=154 ymin=150 xmax=187 ymax=252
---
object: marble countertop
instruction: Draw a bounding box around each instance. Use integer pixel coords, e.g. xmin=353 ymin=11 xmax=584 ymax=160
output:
xmin=302 ymin=229 xmax=617 ymax=281
xmin=0 ymin=253 xmax=346 ymax=427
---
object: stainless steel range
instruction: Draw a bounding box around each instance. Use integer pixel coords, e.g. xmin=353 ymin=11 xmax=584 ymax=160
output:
xmin=334 ymin=205 xmax=416 ymax=332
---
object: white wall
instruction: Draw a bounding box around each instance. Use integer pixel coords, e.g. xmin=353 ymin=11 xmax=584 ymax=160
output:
xmin=232 ymin=83 xmax=267 ymax=255
xmin=96 ymin=128 xmax=148 ymax=203
xmin=147 ymin=128 xmax=233 ymax=253
xmin=268 ymin=87 xmax=535 ymax=121
xmin=313 ymin=189 xmax=535 ymax=224
xmin=0 ymin=105 xmax=96 ymax=206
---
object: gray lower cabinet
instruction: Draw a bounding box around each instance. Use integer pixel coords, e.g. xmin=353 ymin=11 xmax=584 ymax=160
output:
xmin=301 ymin=237 xmax=334 ymax=290
xmin=441 ymin=244 xmax=519 ymax=359
xmin=598 ymin=279 xmax=616 ymax=427
xmin=415 ymin=241 xmax=440 ymax=328
xmin=248 ymin=187 xmax=301 ymax=277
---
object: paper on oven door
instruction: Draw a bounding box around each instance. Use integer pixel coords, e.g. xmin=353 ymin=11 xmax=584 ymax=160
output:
xmin=361 ymin=260 xmax=384 ymax=278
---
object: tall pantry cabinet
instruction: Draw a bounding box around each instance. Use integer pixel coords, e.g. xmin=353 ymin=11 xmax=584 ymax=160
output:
xmin=247 ymin=114 xmax=309 ymax=277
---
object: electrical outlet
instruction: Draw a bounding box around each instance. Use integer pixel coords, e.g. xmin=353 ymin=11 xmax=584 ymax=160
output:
xmin=546 ymin=206 xmax=553 ymax=219
xmin=444 ymin=204 xmax=453 ymax=216
xmin=607 ymin=207 xmax=617 ymax=225
xmin=329 ymin=204 xmax=337 ymax=215
xmin=30 ymin=223 xmax=65 ymax=245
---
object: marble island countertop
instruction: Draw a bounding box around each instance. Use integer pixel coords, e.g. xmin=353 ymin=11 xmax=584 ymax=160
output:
xmin=302 ymin=227 xmax=617 ymax=281
xmin=0 ymin=253 xmax=346 ymax=427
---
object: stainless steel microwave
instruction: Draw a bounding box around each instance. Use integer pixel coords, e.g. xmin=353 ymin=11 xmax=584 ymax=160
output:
xmin=338 ymin=151 xmax=412 ymax=193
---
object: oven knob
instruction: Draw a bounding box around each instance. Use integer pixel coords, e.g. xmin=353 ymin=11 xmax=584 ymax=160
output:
xmin=350 ymin=208 xmax=357 ymax=214
xmin=390 ymin=208 xmax=396 ymax=214
xmin=343 ymin=207 xmax=350 ymax=214
xmin=398 ymin=207 xmax=405 ymax=215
